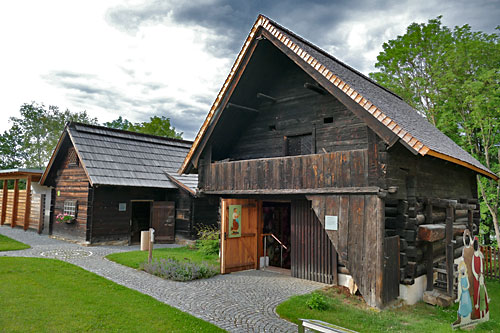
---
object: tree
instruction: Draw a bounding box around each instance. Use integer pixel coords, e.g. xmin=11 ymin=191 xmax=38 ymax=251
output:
xmin=104 ymin=115 xmax=183 ymax=139
xmin=0 ymin=102 xmax=98 ymax=169
xmin=103 ymin=116 xmax=133 ymax=130
xmin=370 ymin=18 xmax=500 ymax=246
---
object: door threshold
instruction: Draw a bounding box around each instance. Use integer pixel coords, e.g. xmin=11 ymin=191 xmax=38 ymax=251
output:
xmin=262 ymin=266 xmax=291 ymax=276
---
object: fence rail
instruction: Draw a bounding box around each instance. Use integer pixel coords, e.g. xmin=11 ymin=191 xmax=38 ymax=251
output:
xmin=481 ymin=246 xmax=500 ymax=281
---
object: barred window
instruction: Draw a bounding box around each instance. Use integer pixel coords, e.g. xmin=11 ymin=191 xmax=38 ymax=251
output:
xmin=63 ymin=200 xmax=77 ymax=216
xmin=68 ymin=148 xmax=78 ymax=166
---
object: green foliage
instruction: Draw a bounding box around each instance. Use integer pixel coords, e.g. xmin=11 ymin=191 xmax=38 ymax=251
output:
xmin=196 ymin=224 xmax=220 ymax=255
xmin=0 ymin=102 xmax=98 ymax=169
xmin=0 ymin=234 xmax=30 ymax=251
xmin=277 ymin=282 xmax=500 ymax=332
xmin=370 ymin=17 xmax=500 ymax=246
xmin=103 ymin=116 xmax=133 ymax=130
xmin=140 ymin=257 xmax=218 ymax=281
xmin=0 ymin=257 xmax=222 ymax=332
xmin=106 ymin=246 xmax=219 ymax=269
xmin=104 ymin=115 xmax=183 ymax=139
xmin=306 ymin=292 xmax=328 ymax=311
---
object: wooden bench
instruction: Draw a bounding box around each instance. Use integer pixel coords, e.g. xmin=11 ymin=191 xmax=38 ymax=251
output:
xmin=298 ymin=319 xmax=358 ymax=333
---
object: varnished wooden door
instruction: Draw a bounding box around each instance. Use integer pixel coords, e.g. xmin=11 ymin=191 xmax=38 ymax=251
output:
xmin=221 ymin=198 xmax=259 ymax=274
xmin=151 ymin=201 xmax=175 ymax=243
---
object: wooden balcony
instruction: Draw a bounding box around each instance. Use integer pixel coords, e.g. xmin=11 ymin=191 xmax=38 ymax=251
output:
xmin=200 ymin=149 xmax=378 ymax=195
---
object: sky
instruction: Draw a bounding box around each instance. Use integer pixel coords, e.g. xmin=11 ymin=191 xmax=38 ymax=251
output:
xmin=1 ymin=0 xmax=499 ymax=140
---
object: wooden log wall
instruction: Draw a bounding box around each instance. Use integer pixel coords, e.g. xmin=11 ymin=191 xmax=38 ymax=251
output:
xmin=0 ymin=189 xmax=44 ymax=232
xmin=386 ymin=196 xmax=480 ymax=285
xmin=307 ymin=194 xmax=384 ymax=308
xmin=51 ymin=148 xmax=90 ymax=241
xmin=204 ymin=150 xmax=368 ymax=193
xmin=291 ymin=200 xmax=337 ymax=285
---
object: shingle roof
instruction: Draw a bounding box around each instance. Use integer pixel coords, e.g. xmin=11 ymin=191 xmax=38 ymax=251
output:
xmin=180 ymin=15 xmax=497 ymax=180
xmin=46 ymin=122 xmax=198 ymax=190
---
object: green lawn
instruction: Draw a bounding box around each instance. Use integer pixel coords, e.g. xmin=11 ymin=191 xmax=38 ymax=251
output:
xmin=106 ymin=246 xmax=219 ymax=270
xmin=0 ymin=257 xmax=223 ymax=332
xmin=277 ymin=280 xmax=500 ymax=332
xmin=0 ymin=234 xmax=30 ymax=251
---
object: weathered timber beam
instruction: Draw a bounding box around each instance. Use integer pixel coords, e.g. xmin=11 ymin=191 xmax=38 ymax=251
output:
xmin=226 ymin=102 xmax=259 ymax=113
xmin=304 ymin=82 xmax=327 ymax=95
xmin=429 ymin=198 xmax=476 ymax=210
xmin=1 ymin=180 xmax=7 ymax=225
xmin=418 ymin=224 xmax=467 ymax=242
xmin=203 ymin=186 xmax=380 ymax=195
xmin=256 ymin=93 xmax=277 ymax=103
xmin=23 ymin=176 xmax=32 ymax=231
xmin=11 ymin=179 xmax=19 ymax=228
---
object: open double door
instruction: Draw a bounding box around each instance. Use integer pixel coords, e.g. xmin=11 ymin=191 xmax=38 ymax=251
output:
xmin=130 ymin=201 xmax=175 ymax=244
xmin=220 ymin=199 xmax=260 ymax=274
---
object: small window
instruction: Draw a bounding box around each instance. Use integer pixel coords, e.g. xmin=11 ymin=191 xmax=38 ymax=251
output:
xmin=287 ymin=133 xmax=313 ymax=156
xmin=323 ymin=117 xmax=333 ymax=124
xmin=68 ymin=148 xmax=78 ymax=166
xmin=64 ymin=200 xmax=77 ymax=217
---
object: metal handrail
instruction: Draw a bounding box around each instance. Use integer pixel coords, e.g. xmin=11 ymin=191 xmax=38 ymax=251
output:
xmin=262 ymin=233 xmax=287 ymax=268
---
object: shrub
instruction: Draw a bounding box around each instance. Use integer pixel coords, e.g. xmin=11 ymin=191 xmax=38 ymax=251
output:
xmin=196 ymin=224 xmax=220 ymax=256
xmin=306 ymin=292 xmax=328 ymax=311
xmin=140 ymin=258 xmax=218 ymax=281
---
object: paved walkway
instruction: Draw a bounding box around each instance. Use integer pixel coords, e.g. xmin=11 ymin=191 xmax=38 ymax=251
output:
xmin=0 ymin=227 xmax=325 ymax=332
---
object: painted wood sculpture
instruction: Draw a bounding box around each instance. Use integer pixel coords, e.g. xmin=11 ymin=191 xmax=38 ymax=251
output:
xmin=453 ymin=232 xmax=490 ymax=329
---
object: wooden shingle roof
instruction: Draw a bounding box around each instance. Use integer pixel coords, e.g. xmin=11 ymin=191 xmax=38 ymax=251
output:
xmin=180 ymin=14 xmax=497 ymax=180
xmin=41 ymin=122 xmax=198 ymax=191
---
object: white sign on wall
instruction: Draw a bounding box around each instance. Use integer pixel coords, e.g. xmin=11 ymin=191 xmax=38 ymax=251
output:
xmin=325 ymin=215 xmax=338 ymax=231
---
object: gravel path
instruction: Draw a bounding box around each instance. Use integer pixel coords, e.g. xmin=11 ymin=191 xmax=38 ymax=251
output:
xmin=0 ymin=226 xmax=324 ymax=332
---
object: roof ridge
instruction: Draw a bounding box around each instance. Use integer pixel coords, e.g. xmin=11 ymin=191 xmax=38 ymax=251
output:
xmin=68 ymin=121 xmax=193 ymax=146
xmin=261 ymin=15 xmax=403 ymax=101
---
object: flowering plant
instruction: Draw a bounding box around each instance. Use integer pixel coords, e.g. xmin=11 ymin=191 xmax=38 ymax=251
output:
xmin=55 ymin=213 xmax=75 ymax=224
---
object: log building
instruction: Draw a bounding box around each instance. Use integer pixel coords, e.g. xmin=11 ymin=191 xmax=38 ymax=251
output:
xmin=179 ymin=15 xmax=498 ymax=308
xmin=40 ymin=122 xmax=217 ymax=245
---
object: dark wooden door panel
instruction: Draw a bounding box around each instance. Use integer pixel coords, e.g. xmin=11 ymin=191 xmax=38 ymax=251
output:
xmin=383 ymin=236 xmax=400 ymax=304
xmin=152 ymin=201 xmax=175 ymax=243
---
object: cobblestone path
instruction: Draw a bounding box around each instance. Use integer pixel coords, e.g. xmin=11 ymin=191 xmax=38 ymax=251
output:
xmin=0 ymin=227 xmax=324 ymax=332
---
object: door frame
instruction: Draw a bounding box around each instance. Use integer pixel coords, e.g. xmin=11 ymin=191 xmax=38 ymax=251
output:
xmin=128 ymin=200 xmax=153 ymax=245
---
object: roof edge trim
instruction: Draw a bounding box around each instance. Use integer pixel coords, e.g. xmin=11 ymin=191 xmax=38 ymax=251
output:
xmin=427 ymin=149 xmax=498 ymax=181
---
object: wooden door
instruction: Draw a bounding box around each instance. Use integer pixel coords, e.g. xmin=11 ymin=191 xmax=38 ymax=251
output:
xmin=382 ymin=236 xmax=400 ymax=304
xmin=221 ymin=198 xmax=259 ymax=274
xmin=151 ymin=201 xmax=175 ymax=243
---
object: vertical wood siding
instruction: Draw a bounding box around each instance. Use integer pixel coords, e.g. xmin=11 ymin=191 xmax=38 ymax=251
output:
xmin=291 ymin=200 xmax=337 ymax=284
xmin=307 ymin=194 xmax=385 ymax=307
xmin=204 ymin=150 xmax=368 ymax=192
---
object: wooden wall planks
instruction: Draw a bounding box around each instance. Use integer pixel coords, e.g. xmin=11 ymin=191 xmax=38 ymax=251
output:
xmin=291 ymin=200 xmax=337 ymax=284
xmin=307 ymin=194 xmax=384 ymax=307
xmin=204 ymin=150 xmax=369 ymax=192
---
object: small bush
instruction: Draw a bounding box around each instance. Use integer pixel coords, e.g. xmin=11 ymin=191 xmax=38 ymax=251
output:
xmin=306 ymin=292 xmax=328 ymax=311
xmin=140 ymin=258 xmax=218 ymax=281
xmin=196 ymin=224 xmax=220 ymax=256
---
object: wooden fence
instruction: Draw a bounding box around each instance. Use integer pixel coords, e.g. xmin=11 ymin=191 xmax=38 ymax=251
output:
xmin=0 ymin=189 xmax=45 ymax=233
xmin=481 ymin=246 xmax=500 ymax=281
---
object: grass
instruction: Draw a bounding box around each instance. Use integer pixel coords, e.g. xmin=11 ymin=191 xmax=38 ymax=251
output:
xmin=277 ymin=280 xmax=500 ymax=332
xmin=0 ymin=234 xmax=30 ymax=251
xmin=106 ymin=246 xmax=219 ymax=270
xmin=0 ymin=257 xmax=223 ymax=332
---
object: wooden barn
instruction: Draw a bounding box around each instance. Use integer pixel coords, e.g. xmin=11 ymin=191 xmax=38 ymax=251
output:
xmin=40 ymin=122 xmax=217 ymax=245
xmin=0 ymin=169 xmax=51 ymax=233
xmin=179 ymin=15 xmax=498 ymax=308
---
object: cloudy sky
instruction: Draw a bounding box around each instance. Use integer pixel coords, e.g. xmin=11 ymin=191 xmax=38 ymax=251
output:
xmin=1 ymin=0 xmax=499 ymax=140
